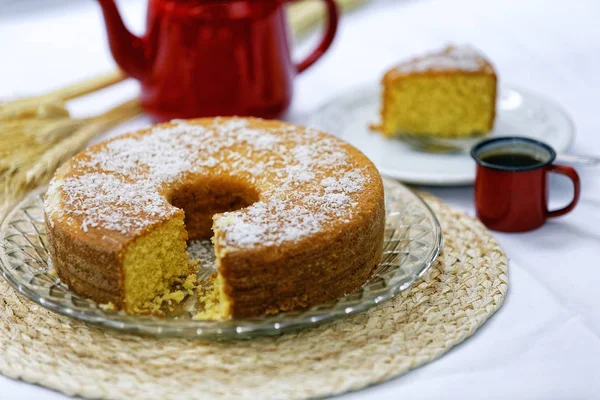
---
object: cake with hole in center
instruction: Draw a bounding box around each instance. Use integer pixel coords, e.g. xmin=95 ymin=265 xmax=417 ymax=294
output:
xmin=44 ymin=117 xmax=385 ymax=319
xmin=377 ymin=45 xmax=497 ymax=138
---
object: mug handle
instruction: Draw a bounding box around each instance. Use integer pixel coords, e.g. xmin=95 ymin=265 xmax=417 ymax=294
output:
xmin=287 ymin=0 xmax=339 ymax=74
xmin=546 ymin=164 xmax=581 ymax=218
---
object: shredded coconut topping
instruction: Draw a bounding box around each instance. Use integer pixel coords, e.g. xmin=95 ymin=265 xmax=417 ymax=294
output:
xmin=394 ymin=45 xmax=487 ymax=73
xmin=61 ymin=173 xmax=174 ymax=233
xmin=45 ymin=118 xmax=372 ymax=249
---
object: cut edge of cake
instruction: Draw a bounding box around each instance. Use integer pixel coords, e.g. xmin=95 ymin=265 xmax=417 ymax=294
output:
xmin=121 ymin=214 xmax=194 ymax=313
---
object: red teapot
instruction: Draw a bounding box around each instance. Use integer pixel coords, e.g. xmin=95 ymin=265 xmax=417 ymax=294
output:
xmin=97 ymin=0 xmax=339 ymax=121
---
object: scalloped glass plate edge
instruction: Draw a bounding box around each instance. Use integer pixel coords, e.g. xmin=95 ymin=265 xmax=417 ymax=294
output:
xmin=0 ymin=178 xmax=441 ymax=340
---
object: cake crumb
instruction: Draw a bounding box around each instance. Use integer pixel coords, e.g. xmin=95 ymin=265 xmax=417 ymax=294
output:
xmin=162 ymin=290 xmax=186 ymax=303
xmin=193 ymin=274 xmax=223 ymax=321
xmin=99 ymin=302 xmax=116 ymax=311
xmin=183 ymin=273 xmax=197 ymax=295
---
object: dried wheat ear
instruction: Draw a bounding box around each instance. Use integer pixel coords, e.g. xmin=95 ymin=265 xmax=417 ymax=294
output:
xmin=0 ymin=71 xmax=141 ymax=219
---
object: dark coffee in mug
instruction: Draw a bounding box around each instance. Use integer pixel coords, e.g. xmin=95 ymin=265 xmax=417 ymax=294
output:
xmin=479 ymin=153 xmax=545 ymax=168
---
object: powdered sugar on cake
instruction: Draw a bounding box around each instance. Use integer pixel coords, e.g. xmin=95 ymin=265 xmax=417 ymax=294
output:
xmin=45 ymin=118 xmax=372 ymax=248
xmin=394 ymin=45 xmax=486 ymax=73
xmin=61 ymin=174 xmax=174 ymax=233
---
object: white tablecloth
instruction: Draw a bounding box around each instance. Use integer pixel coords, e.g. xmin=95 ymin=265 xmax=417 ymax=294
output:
xmin=1 ymin=0 xmax=599 ymax=398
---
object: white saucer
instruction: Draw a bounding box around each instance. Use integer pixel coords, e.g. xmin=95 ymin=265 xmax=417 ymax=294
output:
xmin=306 ymin=84 xmax=575 ymax=186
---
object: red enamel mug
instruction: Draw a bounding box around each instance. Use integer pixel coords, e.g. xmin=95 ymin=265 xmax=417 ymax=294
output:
xmin=471 ymin=137 xmax=581 ymax=233
xmin=97 ymin=0 xmax=339 ymax=121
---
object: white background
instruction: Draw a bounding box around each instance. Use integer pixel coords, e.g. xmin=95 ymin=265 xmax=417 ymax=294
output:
xmin=1 ymin=0 xmax=600 ymax=398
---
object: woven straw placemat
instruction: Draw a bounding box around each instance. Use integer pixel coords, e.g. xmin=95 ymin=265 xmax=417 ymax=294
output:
xmin=0 ymin=193 xmax=508 ymax=400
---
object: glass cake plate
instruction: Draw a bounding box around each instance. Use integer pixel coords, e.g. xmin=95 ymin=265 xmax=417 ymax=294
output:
xmin=0 ymin=178 xmax=441 ymax=340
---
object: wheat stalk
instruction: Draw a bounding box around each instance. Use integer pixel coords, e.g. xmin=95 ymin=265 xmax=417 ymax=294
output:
xmin=0 ymin=71 xmax=137 ymax=220
xmin=23 ymin=99 xmax=140 ymax=188
xmin=0 ymin=71 xmax=125 ymax=123
xmin=0 ymin=100 xmax=140 ymax=219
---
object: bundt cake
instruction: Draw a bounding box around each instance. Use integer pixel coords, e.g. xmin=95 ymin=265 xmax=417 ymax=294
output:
xmin=377 ymin=45 xmax=497 ymax=138
xmin=44 ymin=118 xmax=385 ymax=319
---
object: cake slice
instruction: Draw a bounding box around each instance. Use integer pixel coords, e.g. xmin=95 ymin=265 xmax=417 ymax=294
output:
xmin=377 ymin=45 xmax=497 ymax=138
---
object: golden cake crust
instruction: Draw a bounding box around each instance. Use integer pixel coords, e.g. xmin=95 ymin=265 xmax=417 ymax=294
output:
xmin=45 ymin=117 xmax=385 ymax=318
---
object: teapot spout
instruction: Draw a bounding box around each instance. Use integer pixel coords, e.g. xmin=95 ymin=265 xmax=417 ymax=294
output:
xmin=96 ymin=0 xmax=150 ymax=81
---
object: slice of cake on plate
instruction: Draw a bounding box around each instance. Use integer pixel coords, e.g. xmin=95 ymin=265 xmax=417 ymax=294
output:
xmin=376 ymin=45 xmax=497 ymax=138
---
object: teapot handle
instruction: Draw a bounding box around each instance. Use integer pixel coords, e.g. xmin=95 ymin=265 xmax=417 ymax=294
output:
xmin=288 ymin=0 xmax=339 ymax=74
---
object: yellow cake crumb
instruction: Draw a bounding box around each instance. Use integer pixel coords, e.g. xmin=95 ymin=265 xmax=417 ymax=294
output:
xmin=99 ymin=302 xmax=116 ymax=311
xmin=131 ymin=272 xmax=198 ymax=315
xmin=183 ymin=271 xmax=197 ymax=295
xmin=192 ymin=273 xmax=230 ymax=321
xmin=162 ymin=290 xmax=186 ymax=303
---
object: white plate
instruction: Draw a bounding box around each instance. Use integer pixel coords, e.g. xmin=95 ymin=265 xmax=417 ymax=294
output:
xmin=306 ymin=84 xmax=575 ymax=186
